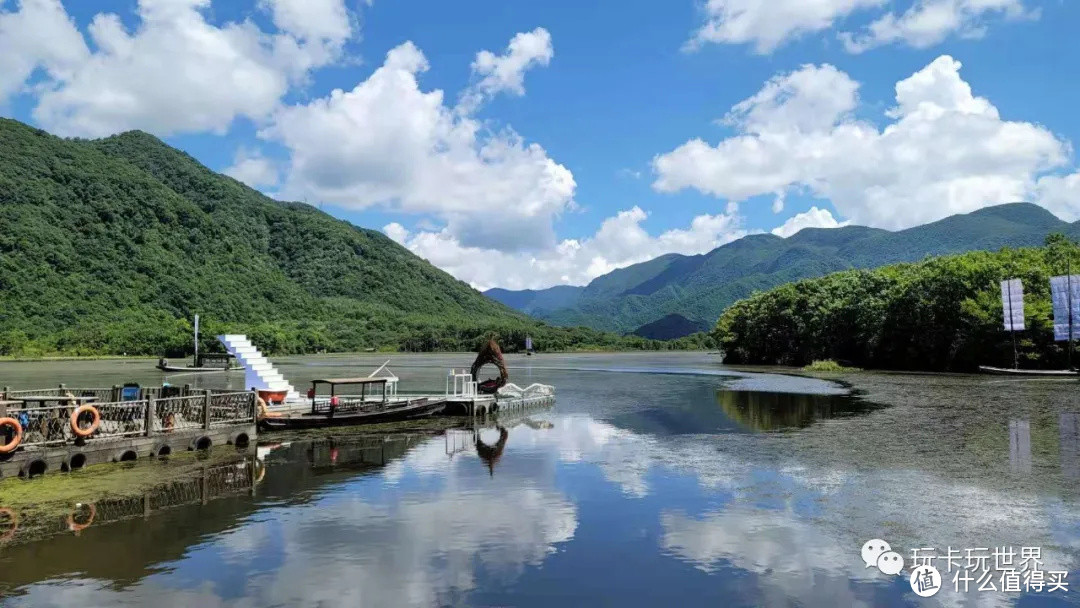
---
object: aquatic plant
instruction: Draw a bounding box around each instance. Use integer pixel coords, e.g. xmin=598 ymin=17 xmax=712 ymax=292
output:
xmin=802 ymin=360 xmax=861 ymax=373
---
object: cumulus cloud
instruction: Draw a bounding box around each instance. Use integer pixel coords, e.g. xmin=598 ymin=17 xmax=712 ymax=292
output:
xmin=653 ymin=55 xmax=1070 ymax=230
xmin=771 ymin=206 xmax=848 ymax=238
xmin=385 ymin=205 xmax=745 ymax=291
xmin=0 ymin=0 xmax=88 ymax=102
xmin=265 ymin=36 xmax=573 ymax=253
xmin=686 ymin=0 xmax=885 ymax=53
xmin=223 ymin=147 xmax=279 ymax=190
xmin=840 ymin=0 xmax=1036 ymax=53
xmin=686 ymin=0 xmax=1036 ymax=54
xmin=260 ymin=0 xmax=354 ymax=43
xmin=1035 ymin=172 xmax=1080 ymax=221
xmin=459 ymin=27 xmax=553 ymax=111
xmin=15 ymin=0 xmax=355 ymax=137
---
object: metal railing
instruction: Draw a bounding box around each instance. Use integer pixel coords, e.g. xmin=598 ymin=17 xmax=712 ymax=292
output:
xmin=310 ymin=396 xmax=393 ymax=415
xmin=209 ymin=392 xmax=256 ymax=427
xmin=3 ymin=387 xmax=117 ymax=402
xmin=9 ymin=404 xmax=78 ymax=448
xmin=2 ymin=385 xmax=211 ymax=403
xmin=3 ymin=390 xmax=256 ymax=450
xmin=153 ymin=395 xmax=207 ymax=433
xmin=447 ymin=370 xmax=478 ymax=397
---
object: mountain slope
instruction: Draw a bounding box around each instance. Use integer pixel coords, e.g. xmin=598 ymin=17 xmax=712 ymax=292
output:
xmin=483 ymin=285 xmax=584 ymax=316
xmin=631 ymin=314 xmax=710 ymax=340
xmin=0 ymin=118 xmax=644 ymax=355
xmin=488 ymin=203 xmax=1074 ymax=336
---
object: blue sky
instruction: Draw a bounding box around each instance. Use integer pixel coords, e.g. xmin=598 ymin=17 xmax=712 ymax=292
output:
xmin=3 ymin=0 xmax=1079 ymax=289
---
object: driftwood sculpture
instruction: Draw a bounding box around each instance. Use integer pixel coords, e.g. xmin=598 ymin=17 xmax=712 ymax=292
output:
xmin=470 ymin=339 xmax=508 ymax=394
xmin=475 ymin=427 xmax=509 ymax=477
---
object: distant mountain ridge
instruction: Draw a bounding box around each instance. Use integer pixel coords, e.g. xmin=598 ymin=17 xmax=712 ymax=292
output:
xmin=0 ymin=118 xmax=647 ymax=355
xmin=485 ymin=203 xmax=1079 ymax=337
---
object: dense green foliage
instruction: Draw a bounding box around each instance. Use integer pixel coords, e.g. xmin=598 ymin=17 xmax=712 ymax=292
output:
xmin=489 ymin=203 xmax=1080 ymax=336
xmin=714 ymin=236 xmax=1080 ymax=372
xmin=0 ymin=119 xmax=684 ymax=357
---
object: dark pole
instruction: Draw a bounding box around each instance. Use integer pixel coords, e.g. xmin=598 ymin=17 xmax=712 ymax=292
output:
xmin=1069 ymin=256 xmax=1075 ymax=370
xmin=1007 ymin=278 xmax=1018 ymax=369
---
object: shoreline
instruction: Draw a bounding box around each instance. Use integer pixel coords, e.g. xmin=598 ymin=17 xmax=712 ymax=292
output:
xmin=0 ymin=348 xmax=714 ymax=363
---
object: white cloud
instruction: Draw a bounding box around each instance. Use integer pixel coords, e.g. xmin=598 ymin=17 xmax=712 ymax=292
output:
xmin=385 ymin=205 xmax=745 ymax=291
xmin=0 ymin=0 xmax=88 ymax=102
xmin=771 ymin=192 xmax=785 ymax=213
xmin=260 ymin=0 xmax=353 ymax=43
xmin=686 ymin=0 xmax=886 ymax=53
xmin=20 ymin=0 xmax=355 ymax=137
xmin=223 ymin=147 xmax=279 ymax=189
xmin=687 ymin=0 xmax=1036 ymax=54
xmin=1035 ymin=171 xmax=1080 ymax=221
xmin=460 ymin=27 xmax=553 ymax=111
xmin=382 ymin=221 xmax=410 ymax=244
xmin=653 ymin=56 xmax=1070 ymax=230
xmin=771 ymin=207 xmax=848 ymax=238
xmin=840 ymin=0 xmax=1035 ymax=53
xmin=725 ymin=62 xmax=860 ymax=135
xmin=265 ymin=36 xmax=573 ymax=253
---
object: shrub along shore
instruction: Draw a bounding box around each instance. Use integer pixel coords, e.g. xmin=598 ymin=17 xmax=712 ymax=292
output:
xmin=713 ymin=235 xmax=1080 ymax=372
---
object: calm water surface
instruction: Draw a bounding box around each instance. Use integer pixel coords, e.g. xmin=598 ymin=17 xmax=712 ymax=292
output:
xmin=0 ymin=353 xmax=1078 ymax=607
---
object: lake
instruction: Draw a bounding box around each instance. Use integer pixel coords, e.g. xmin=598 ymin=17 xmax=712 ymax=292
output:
xmin=1 ymin=352 xmax=1078 ymax=607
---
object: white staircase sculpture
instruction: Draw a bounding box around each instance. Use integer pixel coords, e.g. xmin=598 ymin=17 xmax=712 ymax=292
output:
xmin=218 ymin=335 xmax=298 ymax=399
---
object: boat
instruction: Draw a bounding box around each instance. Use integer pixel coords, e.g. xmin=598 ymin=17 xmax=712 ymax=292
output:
xmin=156 ymin=353 xmax=236 ymax=373
xmin=259 ymin=397 xmax=446 ymax=430
xmin=259 ymin=373 xmax=446 ymax=430
xmin=978 ymin=366 xmax=1078 ymax=377
xmin=157 ymin=314 xmax=236 ymax=373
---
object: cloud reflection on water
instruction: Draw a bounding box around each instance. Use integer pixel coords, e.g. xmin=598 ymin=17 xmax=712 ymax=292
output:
xmin=6 ymin=369 xmax=1080 ymax=608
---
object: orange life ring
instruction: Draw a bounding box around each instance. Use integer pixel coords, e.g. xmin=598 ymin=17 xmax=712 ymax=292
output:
xmin=0 ymin=507 xmax=17 ymax=543
xmin=257 ymin=398 xmax=284 ymax=420
xmin=70 ymin=405 xmax=101 ymax=438
xmin=0 ymin=417 xmax=23 ymax=454
xmin=67 ymin=503 xmax=96 ymax=534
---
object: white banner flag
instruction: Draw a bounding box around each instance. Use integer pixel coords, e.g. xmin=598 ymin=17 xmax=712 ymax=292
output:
xmin=1050 ymin=275 xmax=1080 ymax=341
xmin=1000 ymin=279 xmax=1025 ymax=331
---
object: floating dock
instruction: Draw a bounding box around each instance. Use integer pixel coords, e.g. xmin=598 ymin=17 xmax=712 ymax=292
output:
xmin=0 ymin=385 xmax=257 ymax=479
xmin=439 ymin=369 xmax=555 ymax=416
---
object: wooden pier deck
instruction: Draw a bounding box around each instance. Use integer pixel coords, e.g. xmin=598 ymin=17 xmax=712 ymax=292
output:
xmin=0 ymin=386 xmax=258 ymax=479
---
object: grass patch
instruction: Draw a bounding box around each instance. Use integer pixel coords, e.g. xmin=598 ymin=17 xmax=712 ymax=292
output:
xmin=803 ymin=359 xmax=862 ymax=372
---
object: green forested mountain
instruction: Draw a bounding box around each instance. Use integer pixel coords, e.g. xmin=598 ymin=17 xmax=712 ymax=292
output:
xmin=482 ymin=285 xmax=584 ymax=317
xmin=715 ymin=236 xmax=1080 ymax=372
xmin=0 ymin=118 xmax=667 ymax=356
xmin=486 ymin=203 xmax=1079 ymax=336
xmin=631 ymin=314 xmax=710 ymax=340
